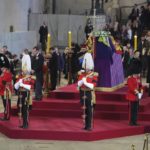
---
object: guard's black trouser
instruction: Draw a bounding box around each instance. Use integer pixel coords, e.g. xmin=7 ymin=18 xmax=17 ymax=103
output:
xmin=80 ymin=90 xmax=93 ymax=129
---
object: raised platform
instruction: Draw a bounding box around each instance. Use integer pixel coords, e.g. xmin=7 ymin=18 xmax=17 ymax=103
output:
xmin=0 ymin=84 xmax=150 ymax=141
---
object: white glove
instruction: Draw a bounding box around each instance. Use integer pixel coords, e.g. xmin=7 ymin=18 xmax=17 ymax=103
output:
xmin=77 ymin=80 xmax=83 ymax=87
xmin=20 ymin=83 xmax=31 ymax=90
xmin=84 ymin=82 xmax=94 ymax=90
xmin=20 ymin=82 xmax=24 ymax=87
xmin=137 ymin=93 xmax=143 ymax=100
xmin=82 ymin=77 xmax=94 ymax=90
xmin=82 ymin=77 xmax=87 ymax=84
xmin=18 ymin=79 xmax=23 ymax=84
xmin=14 ymin=81 xmax=20 ymax=90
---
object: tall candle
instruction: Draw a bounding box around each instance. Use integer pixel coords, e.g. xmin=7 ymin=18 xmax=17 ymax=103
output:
xmin=134 ymin=34 xmax=137 ymax=51
xmin=68 ymin=31 xmax=72 ymax=48
xmin=46 ymin=33 xmax=51 ymax=54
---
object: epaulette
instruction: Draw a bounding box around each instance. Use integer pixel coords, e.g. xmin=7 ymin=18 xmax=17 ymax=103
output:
xmin=93 ymin=72 xmax=99 ymax=76
xmin=78 ymin=71 xmax=82 ymax=75
xmin=31 ymin=75 xmax=36 ymax=80
xmin=16 ymin=75 xmax=19 ymax=79
xmin=78 ymin=70 xmax=84 ymax=75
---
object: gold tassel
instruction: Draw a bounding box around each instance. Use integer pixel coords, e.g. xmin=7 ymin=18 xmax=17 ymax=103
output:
xmin=91 ymin=90 xmax=96 ymax=104
xmin=28 ymin=91 xmax=32 ymax=105
xmin=4 ymin=88 xmax=11 ymax=100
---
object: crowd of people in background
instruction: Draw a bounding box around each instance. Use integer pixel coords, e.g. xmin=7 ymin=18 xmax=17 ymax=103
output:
xmin=0 ymin=2 xmax=149 ymax=109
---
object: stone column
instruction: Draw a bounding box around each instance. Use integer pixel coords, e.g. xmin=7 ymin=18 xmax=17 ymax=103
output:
xmin=112 ymin=0 xmax=119 ymax=22
xmin=90 ymin=0 xmax=94 ymax=14
xmin=52 ymin=0 xmax=56 ymax=14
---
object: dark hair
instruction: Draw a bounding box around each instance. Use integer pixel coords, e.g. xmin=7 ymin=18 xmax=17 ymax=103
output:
xmin=24 ymin=49 xmax=29 ymax=54
xmin=33 ymin=46 xmax=39 ymax=51
xmin=3 ymin=45 xmax=7 ymax=49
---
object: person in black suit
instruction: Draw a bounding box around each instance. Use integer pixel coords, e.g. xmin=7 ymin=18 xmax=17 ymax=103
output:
xmin=49 ymin=47 xmax=58 ymax=91
xmin=31 ymin=46 xmax=44 ymax=100
xmin=84 ymin=19 xmax=93 ymax=39
xmin=138 ymin=35 xmax=147 ymax=77
xmin=39 ymin=22 xmax=48 ymax=51
xmin=127 ymin=51 xmax=142 ymax=77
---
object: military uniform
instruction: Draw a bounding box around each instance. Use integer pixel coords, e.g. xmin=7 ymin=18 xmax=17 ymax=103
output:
xmin=0 ymin=69 xmax=12 ymax=120
xmin=77 ymin=52 xmax=98 ymax=131
xmin=126 ymin=75 xmax=143 ymax=126
xmin=78 ymin=70 xmax=98 ymax=130
xmin=0 ymin=53 xmax=12 ymax=121
xmin=15 ymin=74 xmax=35 ymax=128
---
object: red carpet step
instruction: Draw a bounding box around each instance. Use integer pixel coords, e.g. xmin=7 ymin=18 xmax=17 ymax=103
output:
xmin=0 ymin=84 xmax=150 ymax=141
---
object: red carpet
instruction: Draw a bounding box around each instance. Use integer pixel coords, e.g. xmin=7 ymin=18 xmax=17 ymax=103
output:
xmin=0 ymin=84 xmax=150 ymax=141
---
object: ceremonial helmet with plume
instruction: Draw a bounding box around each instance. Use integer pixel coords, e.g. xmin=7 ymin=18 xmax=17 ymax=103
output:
xmin=82 ymin=52 xmax=94 ymax=71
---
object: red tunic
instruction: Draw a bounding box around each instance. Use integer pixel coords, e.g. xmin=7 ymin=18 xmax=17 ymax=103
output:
xmin=16 ymin=74 xmax=35 ymax=90
xmin=78 ymin=71 xmax=98 ymax=89
xmin=0 ymin=70 xmax=12 ymax=96
xmin=126 ymin=76 xmax=141 ymax=101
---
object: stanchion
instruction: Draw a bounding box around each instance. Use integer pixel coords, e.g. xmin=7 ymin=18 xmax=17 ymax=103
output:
xmin=131 ymin=144 xmax=135 ymax=150
xmin=143 ymin=133 xmax=149 ymax=150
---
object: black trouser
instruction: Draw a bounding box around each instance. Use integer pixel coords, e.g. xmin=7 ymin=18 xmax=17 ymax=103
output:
xmin=129 ymin=101 xmax=139 ymax=124
xmin=17 ymin=91 xmax=29 ymax=127
xmin=1 ymin=96 xmax=11 ymax=120
xmin=50 ymin=70 xmax=57 ymax=90
xmin=41 ymin=40 xmax=46 ymax=51
xmin=35 ymin=73 xmax=43 ymax=99
xmin=148 ymin=83 xmax=150 ymax=96
xmin=80 ymin=90 xmax=93 ymax=129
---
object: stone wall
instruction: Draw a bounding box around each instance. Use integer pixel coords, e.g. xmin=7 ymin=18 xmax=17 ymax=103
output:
xmin=0 ymin=0 xmax=147 ymax=33
xmin=104 ymin=0 xmax=147 ymax=23
xmin=0 ymin=31 xmax=37 ymax=55
xmin=55 ymin=0 xmax=91 ymax=15
xmin=0 ymin=0 xmax=31 ymax=33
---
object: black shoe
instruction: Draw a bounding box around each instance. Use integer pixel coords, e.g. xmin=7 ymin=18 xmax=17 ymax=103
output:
xmin=19 ymin=125 xmax=24 ymax=128
xmin=86 ymin=128 xmax=92 ymax=131
xmin=129 ymin=122 xmax=139 ymax=126
xmin=0 ymin=118 xmax=9 ymax=121
xmin=19 ymin=124 xmax=28 ymax=129
xmin=36 ymin=96 xmax=43 ymax=101
xmin=129 ymin=122 xmax=134 ymax=126
xmin=84 ymin=127 xmax=92 ymax=131
xmin=133 ymin=123 xmax=140 ymax=126
xmin=22 ymin=124 xmax=28 ymax=129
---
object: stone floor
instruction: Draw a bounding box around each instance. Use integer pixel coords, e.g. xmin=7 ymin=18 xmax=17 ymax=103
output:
xmin=0 ymin=77 xmax=149 ymax=150
xmin=0 ymin=133 xmax=148 ymax=150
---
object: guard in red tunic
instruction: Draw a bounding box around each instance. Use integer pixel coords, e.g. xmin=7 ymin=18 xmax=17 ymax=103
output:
xmin=14 ymin=71 xmax=35 ymax=128
xmin=0 ymin=67 xmax=12 ymax=121
xmin=0 ymin=54 xmax=12 ymax=121
xmin=126 ymin=51 xmax=143 ymax=126
xmin=126 ymin=52 xmax=143 ymax=126
xmin=77 ymin=52 xmax=98 ymax=131
xmin=126 ymin=74 xmax=143 ymax=126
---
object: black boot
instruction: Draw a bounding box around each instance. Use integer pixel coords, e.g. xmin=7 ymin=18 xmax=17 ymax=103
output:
xmin=0 ymin=117 xmax=9 ymax=121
